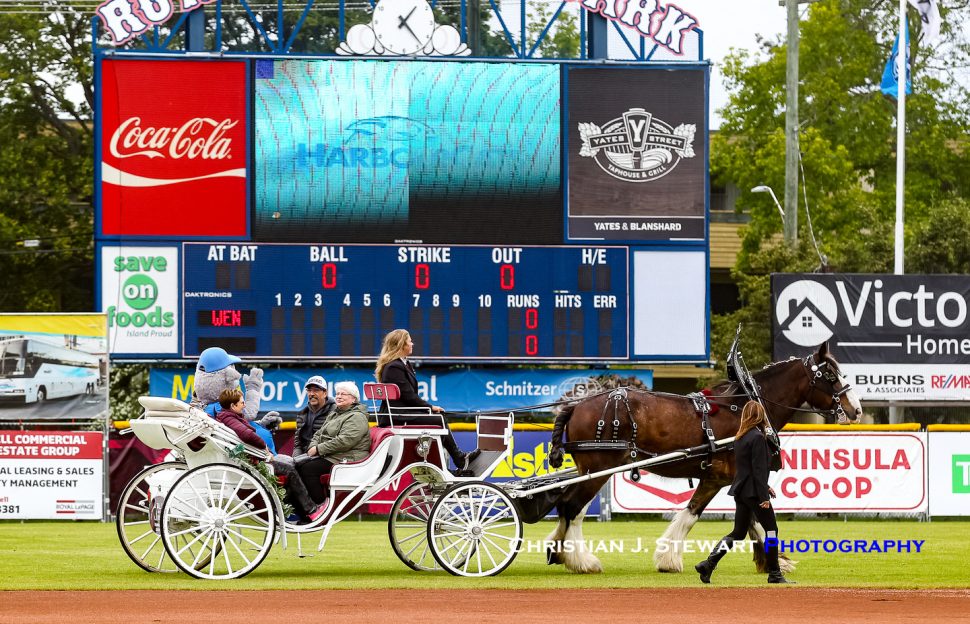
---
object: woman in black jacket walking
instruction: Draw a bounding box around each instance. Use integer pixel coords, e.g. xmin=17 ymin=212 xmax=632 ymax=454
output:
xmin=694 ymin=400 xmax=793 ymax=584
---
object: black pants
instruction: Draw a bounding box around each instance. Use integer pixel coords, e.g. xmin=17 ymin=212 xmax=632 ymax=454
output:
xmin=712 ymin=495 xmax=780 ymax=572
xmin=376 ymin=414 xmax=466 ymax=465
xmin=725 ymin=495 xmax=778 ymax=541
xmin=272 ymin=455 xmax=317 ymax=515
xmin=297 ymin=456 xmax=335 ymax=504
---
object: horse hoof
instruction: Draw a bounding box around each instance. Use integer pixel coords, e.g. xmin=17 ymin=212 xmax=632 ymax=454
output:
xmin=546 ymin=548 xmax=562 ymax=566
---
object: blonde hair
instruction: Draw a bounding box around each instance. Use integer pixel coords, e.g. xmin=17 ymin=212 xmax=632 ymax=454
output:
xmin=375 ymin=329 xmax=411 ymax=381
xmin=736 ymin=401 xmax=767 ymax=440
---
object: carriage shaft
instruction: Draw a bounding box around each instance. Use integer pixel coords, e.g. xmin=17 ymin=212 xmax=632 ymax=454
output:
xmin=506 ymin=437 xmax=735 ymax=499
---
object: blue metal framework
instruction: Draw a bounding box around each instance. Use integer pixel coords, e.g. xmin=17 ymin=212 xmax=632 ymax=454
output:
xmin=92 ymin=0 xmax=702 ymax=61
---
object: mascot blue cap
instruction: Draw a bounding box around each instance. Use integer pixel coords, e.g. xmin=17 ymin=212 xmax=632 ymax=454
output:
xmin=197 ymin=347 xmax=241 ymax=373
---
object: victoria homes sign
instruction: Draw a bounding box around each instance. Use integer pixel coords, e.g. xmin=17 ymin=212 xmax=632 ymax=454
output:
xmin=772 ymin=274 xmax=970 ymax=402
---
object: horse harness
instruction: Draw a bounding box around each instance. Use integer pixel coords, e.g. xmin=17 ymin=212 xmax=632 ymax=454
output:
xmin=562 ymin=388 xmax=655 ymax=481
xmin=796 ymin=354 xmax=852 ymax=424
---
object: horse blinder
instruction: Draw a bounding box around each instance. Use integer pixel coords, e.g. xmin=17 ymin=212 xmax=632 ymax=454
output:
xmin=804 ymin=357 xmax=853 ymax=425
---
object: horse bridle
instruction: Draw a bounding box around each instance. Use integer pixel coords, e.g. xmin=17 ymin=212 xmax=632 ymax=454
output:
xmin=801 ymin=354 xmax=853 ymax=425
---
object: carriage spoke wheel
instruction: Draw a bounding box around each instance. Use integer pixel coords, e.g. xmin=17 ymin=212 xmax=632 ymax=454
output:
xmin=116 ymin=462 xmax=186 ymax=573
xmin=388 ymin=481 xmax=443 ymax=572
xmin=161 ymin=463 xmax=276 ymax=580
xmin=427 ymin=481 xmax=522 ymax=577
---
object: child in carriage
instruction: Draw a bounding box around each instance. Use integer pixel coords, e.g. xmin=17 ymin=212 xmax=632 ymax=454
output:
xmin=215 ymin=388 xmax=271 ymax=451
xmin=214 ymin=388 xmax=326 ymax=523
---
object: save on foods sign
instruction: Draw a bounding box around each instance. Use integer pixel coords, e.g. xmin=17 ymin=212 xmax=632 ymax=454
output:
xmin=100 ymin=245 xmax=178 ymax=356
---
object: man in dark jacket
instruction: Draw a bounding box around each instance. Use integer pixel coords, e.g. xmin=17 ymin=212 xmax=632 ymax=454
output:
xmin=294 ymin=376 xmax=337 ymax=456
xmin=273 ymin=375 xmax=336 ymax=520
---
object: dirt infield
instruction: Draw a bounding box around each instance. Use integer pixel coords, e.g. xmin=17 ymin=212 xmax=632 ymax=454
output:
xmin=3 ymin=589 xmax=970 ymax=623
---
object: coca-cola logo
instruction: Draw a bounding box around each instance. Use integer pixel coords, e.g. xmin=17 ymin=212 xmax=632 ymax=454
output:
xmin=109 ymin=117 xmax=237 ymax=160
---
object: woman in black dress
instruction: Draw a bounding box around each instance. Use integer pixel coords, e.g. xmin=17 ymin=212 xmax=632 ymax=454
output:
xmin=375 ymin=329 xmax=478 ymax=475
xmin=694 ymin=400 xmax=793 ymax=584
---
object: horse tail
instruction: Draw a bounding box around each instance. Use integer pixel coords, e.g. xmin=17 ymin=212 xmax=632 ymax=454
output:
xmin=549 ymin=402 xmax=576 ymax=469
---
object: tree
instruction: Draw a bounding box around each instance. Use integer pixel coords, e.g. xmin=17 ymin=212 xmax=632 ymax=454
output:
xmin=0 ymin=4 xmax=94 ymax=312
xmin=711 ymin=0 xmax=970 ymax=365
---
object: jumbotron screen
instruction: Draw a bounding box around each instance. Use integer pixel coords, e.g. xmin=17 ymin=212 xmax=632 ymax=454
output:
xmin=253 ymin=59 xmax=562 ymax=244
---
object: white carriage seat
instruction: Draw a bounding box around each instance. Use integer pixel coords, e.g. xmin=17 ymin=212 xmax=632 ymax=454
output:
xmin=130 ymin=397 xmax=199 ymax=450
xmin=131 ymin=396 xmax=268 ymax=464
xmin=328 ymin=427 xmax=402 ymax=488
xmin=464 ymin=412 xmax=514 ymax=477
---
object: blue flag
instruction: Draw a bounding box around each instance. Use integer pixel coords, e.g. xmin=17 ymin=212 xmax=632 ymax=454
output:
xmin=881 ymin=21 xmax=912 ymax=98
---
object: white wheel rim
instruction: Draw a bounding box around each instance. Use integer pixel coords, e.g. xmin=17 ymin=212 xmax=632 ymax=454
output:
xmin=117 ymin=463 xmax=185 ymax=573
xmin=428 ymin=483 xmax=521 ymax=577
xmin=390 ymin=482 xmax=441 ymax=572
xmin=161 ymin=465 xmax=275 ymax=580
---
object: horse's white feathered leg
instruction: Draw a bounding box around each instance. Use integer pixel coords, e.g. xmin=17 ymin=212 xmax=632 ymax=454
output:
xmin=561 ymin=500 xmax=602 ymax=574
xmin=543 ymin=517 xmax=568 ymax=565
xmin=654 ymin=508 xmax=699 ymax=573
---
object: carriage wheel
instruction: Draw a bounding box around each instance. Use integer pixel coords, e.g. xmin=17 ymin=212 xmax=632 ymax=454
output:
xmin=427 ymin=481 xmax=522 ymax=577
xmin=388 ymin=481 xmax=443 ymax=572
xmin=116 ymin=462 xmax=186 ymax=573
xmin=160 ymin=463 xmax=276 ymax=580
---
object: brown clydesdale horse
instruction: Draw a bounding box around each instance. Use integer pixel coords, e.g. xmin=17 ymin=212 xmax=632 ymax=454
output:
xmin=545 ymin=342 xmax=864 ymax=574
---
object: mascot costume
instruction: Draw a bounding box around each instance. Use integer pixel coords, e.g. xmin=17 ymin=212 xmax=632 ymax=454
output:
xmin=190 ymin=347 xmax=282 ymax=453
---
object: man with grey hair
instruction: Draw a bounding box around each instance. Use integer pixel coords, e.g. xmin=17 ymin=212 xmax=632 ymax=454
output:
xmin=298 ymin=381 xmax=371 ymax=507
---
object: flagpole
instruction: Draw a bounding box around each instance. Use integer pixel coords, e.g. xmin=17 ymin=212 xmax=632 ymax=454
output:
xmin=894 ymin=0 xmax=906 ymax=275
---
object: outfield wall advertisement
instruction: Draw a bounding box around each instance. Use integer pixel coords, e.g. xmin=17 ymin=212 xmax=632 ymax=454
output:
xmin=773 ymin=274 xmax=970 ymax=401
xmin=100 ymin=245 xmax=179 ymax=356
xmin=927 ymin=431 xmax=970 ymax=516
xmin=0 ymin=314 xmax=108 ymax=422
xmin=149 ymin=367 xmax=652 ymax=413
xmin=612 ymin=432 xmax=927 ymax=514
xmin=0 ymin=431 xmax=104 ymax=520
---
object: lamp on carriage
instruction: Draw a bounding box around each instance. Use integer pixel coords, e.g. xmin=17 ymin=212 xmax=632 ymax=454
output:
xmin=751 ymin=185 xmax=785 ymax=218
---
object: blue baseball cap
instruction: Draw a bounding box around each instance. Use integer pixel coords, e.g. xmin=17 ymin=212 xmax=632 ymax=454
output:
xmin=197 ymin=347 xmax=241 ymax=373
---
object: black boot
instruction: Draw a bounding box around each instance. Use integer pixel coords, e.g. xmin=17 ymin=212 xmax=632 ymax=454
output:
xmin=695 ymin=538 xmax=731 ymax=583
xmin=766 ymin=541 xmax=795 ymax=584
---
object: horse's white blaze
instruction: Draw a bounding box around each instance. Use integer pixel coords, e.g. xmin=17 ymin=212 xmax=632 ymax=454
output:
xmin=653 ymin=508 xmax=698 ymax=573
xmin=842 ymin=375 xmax=864 ymax=419
xmin=561 ymin=500 xmax=602 ymax=574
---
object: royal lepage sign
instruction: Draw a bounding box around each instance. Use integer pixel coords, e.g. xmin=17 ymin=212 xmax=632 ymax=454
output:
xmin=99 ymin=59 xmax=247 ymax=238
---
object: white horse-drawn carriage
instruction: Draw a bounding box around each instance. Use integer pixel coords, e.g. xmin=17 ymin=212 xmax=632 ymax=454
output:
xmin=116 ymin=382 xmax=521 ymax=579
xmin=118 ymin=381 xmax=743 ymax=580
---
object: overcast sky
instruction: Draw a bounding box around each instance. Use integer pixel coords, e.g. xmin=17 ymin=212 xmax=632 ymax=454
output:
xmin=687 ymin=0 xmax=788 ymax=127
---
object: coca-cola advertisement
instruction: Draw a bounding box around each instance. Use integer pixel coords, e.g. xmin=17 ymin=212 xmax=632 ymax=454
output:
xmin=98 ymin=59 xmax=248 ymax=237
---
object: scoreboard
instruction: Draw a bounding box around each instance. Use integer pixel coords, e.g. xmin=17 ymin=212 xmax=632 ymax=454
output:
xmin=96 ymin=57 xmax=711 ymax=363
xmin=182 ymin=243 xmax=628 ymax=361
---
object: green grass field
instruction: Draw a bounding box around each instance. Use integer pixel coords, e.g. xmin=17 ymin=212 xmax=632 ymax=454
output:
xmin=0 ymin=518 xmax=965 ymax=590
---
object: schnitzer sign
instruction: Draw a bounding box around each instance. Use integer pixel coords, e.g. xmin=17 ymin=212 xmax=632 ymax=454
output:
xmin=772 ymin=274 xmax=970 ymax=401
